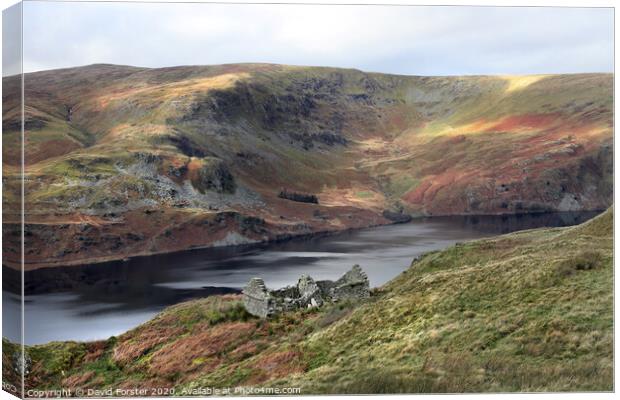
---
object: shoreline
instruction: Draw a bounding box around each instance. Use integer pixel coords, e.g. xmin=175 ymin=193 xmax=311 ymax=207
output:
xmin=2 ymin=208 xmax=606 ymax=273
xmin=2 ymin=209 xmax=604 ymax=297
xmin=3 ymin=209 xmax=612 ymax=372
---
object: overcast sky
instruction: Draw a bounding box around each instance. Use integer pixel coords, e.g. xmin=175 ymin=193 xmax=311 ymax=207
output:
xmin=12 ymin=2 xmax=615 ymax=76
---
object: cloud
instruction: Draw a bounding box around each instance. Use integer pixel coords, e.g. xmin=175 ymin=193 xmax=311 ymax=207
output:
xmin=2 ymin=2 xmax=22 ymax=77
xmin=21 ymin=2 xmax=613 ymax=75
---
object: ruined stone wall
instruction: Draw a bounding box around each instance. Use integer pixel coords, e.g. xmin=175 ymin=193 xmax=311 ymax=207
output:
xmin=242 ymin=265 xmax=370 ymax=318
xmin=331 ymin=264 xmax=370 ymax=301
xmin=242 ymin=278 xmax=275 ymax=318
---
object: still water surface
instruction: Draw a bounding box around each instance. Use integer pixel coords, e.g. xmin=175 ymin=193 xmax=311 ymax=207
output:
xmin=3 ymin=211 xmax=599 ymax=344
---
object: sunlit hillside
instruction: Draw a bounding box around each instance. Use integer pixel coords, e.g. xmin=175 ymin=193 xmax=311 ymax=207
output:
xmin=2 ymin=64 xmax=613 ymax=269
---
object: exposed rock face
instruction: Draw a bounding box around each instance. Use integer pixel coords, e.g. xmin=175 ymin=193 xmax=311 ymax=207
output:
xmin=192 ymin=159 xmax=236 ymax=194
xmin=382 ymin=210 xmax=413 ymax=224
xmin=242 ymin=265 xmax=370 ymax=318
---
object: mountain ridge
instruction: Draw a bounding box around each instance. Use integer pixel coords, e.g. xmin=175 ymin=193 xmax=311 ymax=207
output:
xmin=2 ymin=63 xmax=613 ymax=269
xmin=20 ymin=62 xmax=614 ymax=78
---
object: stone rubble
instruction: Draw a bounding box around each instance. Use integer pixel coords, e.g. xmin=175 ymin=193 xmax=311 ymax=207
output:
xmin=242 ymin=264 xmax=370 ymax=318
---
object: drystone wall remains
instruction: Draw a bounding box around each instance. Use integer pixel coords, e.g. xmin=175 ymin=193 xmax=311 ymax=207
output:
xmin=242 ymin=264 xmax=370 ymax=318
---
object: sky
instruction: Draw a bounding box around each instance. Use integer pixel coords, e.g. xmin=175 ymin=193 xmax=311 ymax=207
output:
xmin=7 ymin=1 xmax=616 ymax=76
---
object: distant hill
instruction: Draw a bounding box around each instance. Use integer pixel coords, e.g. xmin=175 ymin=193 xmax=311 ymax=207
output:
xmin=6 ymin=207 xmax=612 ymax=394
xmin=2 ymin=64 xmax=613 ymax=268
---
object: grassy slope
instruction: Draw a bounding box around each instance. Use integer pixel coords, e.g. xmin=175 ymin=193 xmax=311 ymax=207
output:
xmin=11 ymin=207 xmax=612 ymax=394
xmin=285 ymin=208 xmax=613 ymax=393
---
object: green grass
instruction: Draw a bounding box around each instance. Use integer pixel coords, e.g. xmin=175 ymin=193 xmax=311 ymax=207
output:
xmin=284 ymin=208 xmax=613 ymax=393
xmin=355 ymin=191 xmax=374 ymax=199
xmin=44 ymin=155 xmax=123 ymax=180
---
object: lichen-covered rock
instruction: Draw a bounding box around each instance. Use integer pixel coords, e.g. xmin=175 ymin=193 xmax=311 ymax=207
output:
xmin=316 ymin=280 xmax=335 ymax=297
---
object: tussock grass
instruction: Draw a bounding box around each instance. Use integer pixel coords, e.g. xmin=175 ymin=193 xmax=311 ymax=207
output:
xmin=554 ymin=250 xmax=603 ymax=277
xmin=286 ymin=208 xmax=613 ymax=393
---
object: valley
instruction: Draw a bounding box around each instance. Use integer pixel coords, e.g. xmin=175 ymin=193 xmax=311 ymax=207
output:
xmin=2 ymin=64 xmax=613 ymax=269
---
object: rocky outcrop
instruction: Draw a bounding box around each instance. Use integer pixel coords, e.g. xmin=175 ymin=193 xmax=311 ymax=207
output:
xmin=382 ymin=210 xmax=413 ymax=224
xmin=192 ymin=159 xmax=236 ymax=194
xmin=242 ymin=265 xmax=370 ymax=318
xmin=12 ymin=351 xmax=31 ymax=376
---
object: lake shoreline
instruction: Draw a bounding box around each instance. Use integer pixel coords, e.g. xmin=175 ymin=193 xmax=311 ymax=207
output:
xmin=3 ymin=208 xmax=607 ymax=274
xmin=2 ymin=210 xmax=602 ymax=344
xmin=2 ymin=209 xmax=604 ymax=296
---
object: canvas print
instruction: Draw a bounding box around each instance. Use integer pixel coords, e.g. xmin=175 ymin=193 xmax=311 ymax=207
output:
xmin=1 ymin=1 xmax=614 ymax=397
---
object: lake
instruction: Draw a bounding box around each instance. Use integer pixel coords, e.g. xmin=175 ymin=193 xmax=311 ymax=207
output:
xmin=2 ymin=211 xmax=600 ymax=344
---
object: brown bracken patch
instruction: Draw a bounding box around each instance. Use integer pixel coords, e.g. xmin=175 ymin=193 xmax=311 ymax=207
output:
xmin=245 ymin=350 xmax=306 ymax=385
xmin=147 ymin=322 xmax=256 ymax=378
xmin=113 ymin=325 xmax=185 ymax=366
xmin=83 ymin=341 xmax=107 ymax=363
xmin=61 ymin=371 xmax=96 ymax=388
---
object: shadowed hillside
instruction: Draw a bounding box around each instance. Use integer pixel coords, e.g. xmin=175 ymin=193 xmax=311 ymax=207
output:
xmin=2 ymin=64 xmax=613 ymax=268
xmin=4 ymin=207 xmax=612 ymax=395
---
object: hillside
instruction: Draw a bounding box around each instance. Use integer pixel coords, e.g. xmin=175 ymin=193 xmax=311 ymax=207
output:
xmin=4 ymin=207 xmax=612 ymax=395
xmin=2 ymin=64 xmax=613 ymax=269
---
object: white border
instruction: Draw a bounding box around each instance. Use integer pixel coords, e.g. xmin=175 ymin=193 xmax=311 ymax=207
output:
xmin=0 ymin=1 xmax=617 ymax=400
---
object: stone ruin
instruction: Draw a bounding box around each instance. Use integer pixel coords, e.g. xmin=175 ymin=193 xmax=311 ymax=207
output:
xmin=242 ymin=265 xmax=370 ymax=318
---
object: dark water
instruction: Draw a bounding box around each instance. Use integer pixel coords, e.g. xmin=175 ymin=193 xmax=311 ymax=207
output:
xmin=3 ymin=211 xmax=600 ymax=345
